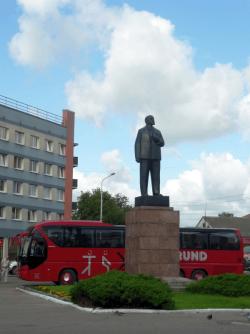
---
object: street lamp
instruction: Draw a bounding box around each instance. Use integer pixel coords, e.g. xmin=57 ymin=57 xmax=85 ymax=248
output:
xmin=100 ymin=172 xmax=116 ymax=222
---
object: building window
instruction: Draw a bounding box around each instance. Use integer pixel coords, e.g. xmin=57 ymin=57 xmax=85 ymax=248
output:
xmin=12 ymin=207 xmax=21 ymax=220
xmin=0 ymin=126 xmax=9 ymax=141
xmin=0 ymin=154 xmax=8 ymax=167
xmin=13 ymin=181 xmax=22 ymax=195
xmin=29 ymin=184 xmax=37 ymax=197
xmin=45 ymin=139 xmax=53 ymax=152
xmin=59 ymin=143 xmax=66 ymax=155
xmin=58 ymin=166 xmax=65 ymax=178
xmin=30 ymin=160 xmax=38 ymax=173
xmin=57 ymin=189 xmax=64 ymax=201
xmin=0 ymin=206 xmax=5 ymax=218
xmin=28 ymin=210 xmax=37 ymax=222
xmin=43 ymin=211 xmax=49 ymax=220
xmin=44 ymin=163 xmax=52 ymax=176
xmin=14 ymin=156 xmax=23 ymax=170
xmin=44 ymin=187 xmax=51 ymax=200
xmin=0 ymin=180 xmax=6 ymax=192
xmin=30 ymin=135 xmax=39 ymax=149
xmin=15 ymin=131 xmax=25 ymax=145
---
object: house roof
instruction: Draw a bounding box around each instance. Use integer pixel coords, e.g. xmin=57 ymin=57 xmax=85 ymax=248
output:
xmin=197 ymin=216 xmax=250 ymax=236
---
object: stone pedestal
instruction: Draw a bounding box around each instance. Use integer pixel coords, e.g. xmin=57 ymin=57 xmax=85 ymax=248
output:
xmin=125 ymin=206 xmax=179 ymax=278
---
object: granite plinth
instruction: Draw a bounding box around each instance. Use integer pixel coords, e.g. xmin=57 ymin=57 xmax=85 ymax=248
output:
xmin=135 ymin=195 xmax=169 ymax=207
xmin=125 ymin=205 xmax=180 ymax=278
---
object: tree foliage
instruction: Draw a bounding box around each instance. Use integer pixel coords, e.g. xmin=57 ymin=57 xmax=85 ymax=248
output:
xmin=218 ymin=212 xmax=234 ymax=217
xmin=73 ymin=188 xmax=132 ymax=225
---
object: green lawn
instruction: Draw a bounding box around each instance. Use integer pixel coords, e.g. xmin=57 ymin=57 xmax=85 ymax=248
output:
xmin=173 ymin=291 xmax=250 ymax=310
xmin=33 ymin=285 xmax=250 ymax=309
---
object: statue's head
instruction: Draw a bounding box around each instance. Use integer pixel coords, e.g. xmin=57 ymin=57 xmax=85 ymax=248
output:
xmin=145 ymin=115 xmax=155 ymax=126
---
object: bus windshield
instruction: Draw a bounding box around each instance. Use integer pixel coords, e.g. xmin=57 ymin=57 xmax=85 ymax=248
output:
xmin=19 ymin=237 xmax=32 ymax=257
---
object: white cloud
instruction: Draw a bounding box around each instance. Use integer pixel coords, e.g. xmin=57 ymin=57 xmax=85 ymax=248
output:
xmin=17 ymin=0 xmax=70 ymax=16
xmin=9 ymin=0 xmax=250 ymax=142
xmin=9 ymin=0 xmax=118 ymax=69
xmin=101 ymin=149 xmax=132 ymax=183
xmin=64 ymin=4 xmax=248 ymax=143
xmin=73 ymin=150 xmax=250 ymax=225
xmin=73 ymin=149 xmax=138 ymax=202
xmin=237 ymin=94 xmax=250 ymax=139
xmin=164 ymin=169 xmax=205 ymax=205
xmin=163 ymin=153 xmax=250 ymax=226
xmin=193 ymin=153 xmax=248 ymax=197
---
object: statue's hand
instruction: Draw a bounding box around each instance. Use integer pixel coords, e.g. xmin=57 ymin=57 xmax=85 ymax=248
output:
xmin=136 ymin=158 xmax=140 ymax=163
xmin=152 ymin=132 xmax=164 ymax=146
xmin=152 ymin=133 xmax=160 ymax=143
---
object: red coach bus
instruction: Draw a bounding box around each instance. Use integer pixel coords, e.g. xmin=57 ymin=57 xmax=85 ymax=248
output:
xmin=179 ymin=228 xmax=244 ymax=280
xmin=18 ymin=220 xmax=125 ymax=284
xmin=17 ymin=221 xmax=243 ymax=284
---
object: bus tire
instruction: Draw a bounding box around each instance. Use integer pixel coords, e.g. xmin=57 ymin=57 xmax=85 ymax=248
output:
xmin=59 ymin=269 xmax=77 ymax=285
xmin=191 ymin=269 xmax=207 ymax=280
xmin=179 ymin=269 xmax=185 ymax=278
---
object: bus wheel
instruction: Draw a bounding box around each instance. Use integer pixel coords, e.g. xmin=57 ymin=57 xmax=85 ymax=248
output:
xmin=191 ymin=269 xmax=207 ymax=280
xmin=59 ymin=270 xmax=77 ymax=285
xmin=179 ymin=270 xmax=185 ymax=277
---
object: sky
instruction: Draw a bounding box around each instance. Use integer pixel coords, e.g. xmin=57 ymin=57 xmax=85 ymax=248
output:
xmin=1 ymin=0 xmax=250 ymax=226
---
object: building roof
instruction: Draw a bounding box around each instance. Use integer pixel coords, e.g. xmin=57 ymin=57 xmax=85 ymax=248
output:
xmin=198 ymin=215 xmax=250 ymax=236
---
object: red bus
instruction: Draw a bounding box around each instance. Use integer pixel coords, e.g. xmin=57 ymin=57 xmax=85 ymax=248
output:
xmin=17 ymin=222 xmax=244 ymax=284
xmin=18 ymin=220 xmax=125 ymax=284
xmin=179 ymin=228 xmax=244 ymax=280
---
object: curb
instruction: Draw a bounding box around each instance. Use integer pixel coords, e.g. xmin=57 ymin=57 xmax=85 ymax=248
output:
xmin=16 ymin=287 xmax=250 ymax=314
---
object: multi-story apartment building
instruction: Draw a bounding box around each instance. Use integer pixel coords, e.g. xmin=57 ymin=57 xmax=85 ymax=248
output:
xmin=0 ymin=94 xmax=78 ymax=237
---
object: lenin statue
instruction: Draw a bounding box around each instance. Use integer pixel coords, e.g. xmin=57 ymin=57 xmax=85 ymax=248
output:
xmin=135 ymin=115 xmax=165 ymax=197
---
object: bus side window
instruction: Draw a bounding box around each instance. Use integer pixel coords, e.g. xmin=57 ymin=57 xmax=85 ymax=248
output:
xmin=96 ymin=229 xmax=124 ymax=248
xmin=181 ymin=232 xmax=208 ymax=250
xmin=78 ymin=228 xmax=94 ymax=248
xmin=209 ymin=232 xmax=240 ymax=250
xmin=179 ymin=233 xmax=182 ymax=249
xmin=64 ymin=227 xmax=78 ymax=247
xmin=42 ymin=226 xmax=63 ymax=246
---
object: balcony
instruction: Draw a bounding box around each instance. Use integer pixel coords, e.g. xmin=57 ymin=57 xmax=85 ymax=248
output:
xmin=73 ymin=156 xmax=78 ymax=167
xmin=72 ymin=179 xmax=78 ymax=189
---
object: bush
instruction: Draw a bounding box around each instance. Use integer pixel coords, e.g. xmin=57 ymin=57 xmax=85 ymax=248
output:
xmin=186 ymin=274 xmax=250 ymax=297
xmin=70 ymin=270 xmax=175 ymax=309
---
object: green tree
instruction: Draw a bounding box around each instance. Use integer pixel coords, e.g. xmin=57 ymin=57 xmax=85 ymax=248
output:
xmin=74 ymin=188 xmax=132 ymax=225
xmin=218 ymin=212 xmax=234 ymax=217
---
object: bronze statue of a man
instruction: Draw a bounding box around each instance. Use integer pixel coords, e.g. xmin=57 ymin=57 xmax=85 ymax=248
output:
xmin=135 ymin=115 xmax=165 ymax=196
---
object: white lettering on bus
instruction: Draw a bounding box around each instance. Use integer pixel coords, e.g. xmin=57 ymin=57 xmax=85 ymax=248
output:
xmin=81 ymin=255 xmax=96 ymax=276
xmin=179 ymin=251 xmax=208 ymax=262
xmin=102 ymin=256 xmax=111 ymax=272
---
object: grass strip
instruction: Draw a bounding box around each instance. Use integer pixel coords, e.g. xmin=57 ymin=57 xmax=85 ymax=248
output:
xmin=173 ymin=291 xmax=250 ymax=310
xmin=33 ymin=285 xmax=250 ymax=310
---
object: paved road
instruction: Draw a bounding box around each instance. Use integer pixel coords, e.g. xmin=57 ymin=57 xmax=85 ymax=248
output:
xmin=1 ymin=276 xmax=250 ymax=334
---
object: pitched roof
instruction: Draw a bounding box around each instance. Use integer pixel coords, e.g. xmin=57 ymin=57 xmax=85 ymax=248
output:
xmin=198 ymin=216 xmax=250 ymax=236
